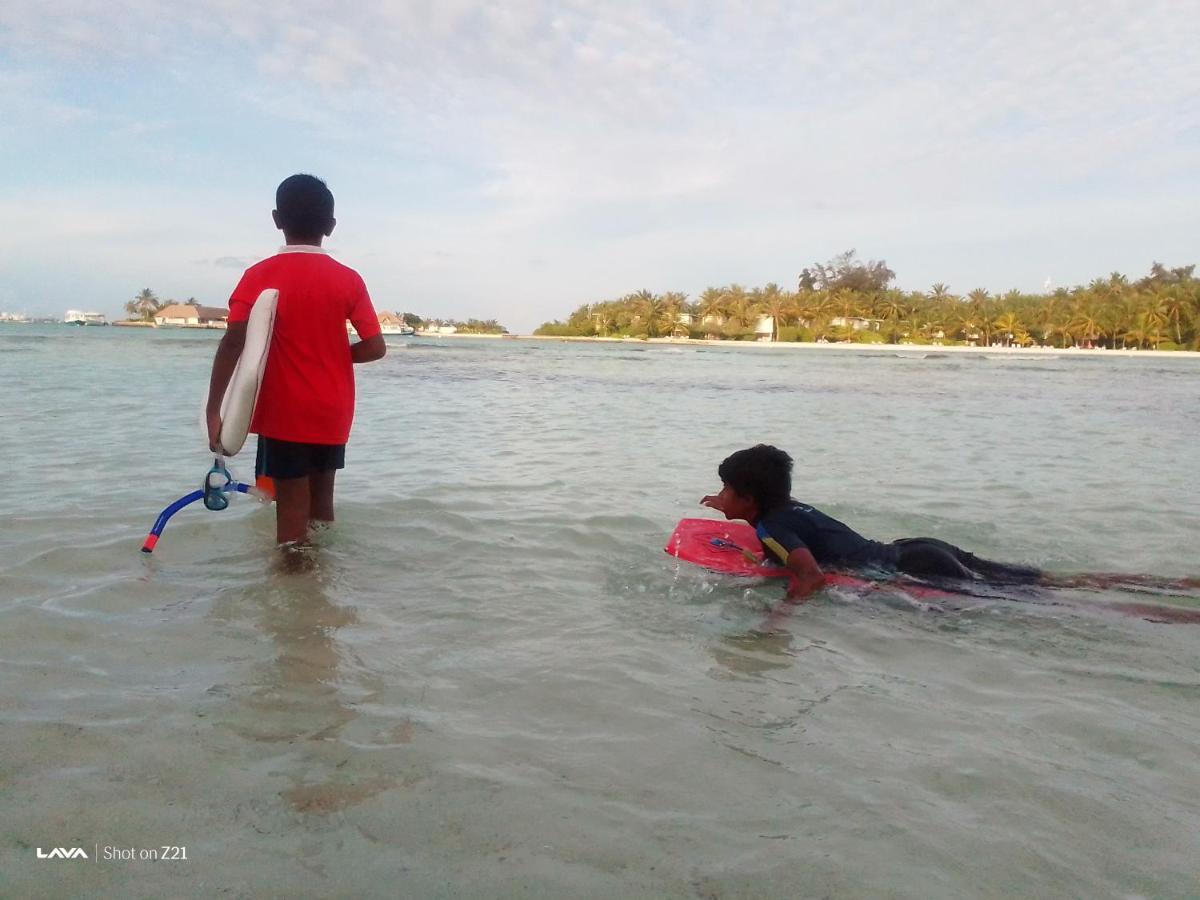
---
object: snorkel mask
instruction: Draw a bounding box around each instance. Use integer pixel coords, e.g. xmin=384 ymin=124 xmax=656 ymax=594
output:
xmin=141 ymin=459 xmax=259 ymax=553
xmin=203 ymin=456 xmax=232 ymax=510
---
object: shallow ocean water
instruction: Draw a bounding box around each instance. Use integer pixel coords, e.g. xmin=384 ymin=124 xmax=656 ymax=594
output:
xmin=2 ymin=325 xmax=1199 ymax=898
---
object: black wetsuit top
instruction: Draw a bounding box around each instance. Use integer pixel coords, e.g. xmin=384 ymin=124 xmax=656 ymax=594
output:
xmin=755 ymin=499 xmax=1043 ymax=583
xmin=755 ymin=500 xmax=897 ymax=568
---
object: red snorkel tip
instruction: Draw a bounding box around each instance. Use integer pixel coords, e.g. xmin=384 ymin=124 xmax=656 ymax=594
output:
xmin=141 ymin=534 xmax=159 ymax=553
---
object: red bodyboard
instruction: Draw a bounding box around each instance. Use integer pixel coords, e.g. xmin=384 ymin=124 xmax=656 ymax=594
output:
xmin=666 ymin=519 xmax=791 ymax=579
xmin=664 ymin=517 xmax=957 ymax=600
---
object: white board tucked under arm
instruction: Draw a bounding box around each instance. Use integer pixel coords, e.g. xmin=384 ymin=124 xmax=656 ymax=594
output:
xmin=217 ymin=288 xmax=278 ymax=455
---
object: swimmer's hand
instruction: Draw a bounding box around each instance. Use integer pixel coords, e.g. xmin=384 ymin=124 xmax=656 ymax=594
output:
xmin=784 ymin=577 xmax=816 ymax=602
xmin=783 ymin=548 xmax=825 ymax=600
xmin=700 ymin=494 xmax=724 ymax=511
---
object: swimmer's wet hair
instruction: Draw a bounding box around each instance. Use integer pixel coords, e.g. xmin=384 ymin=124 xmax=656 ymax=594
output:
xmin=718 ymin=444 xmax=793 ymax=511
xmin=275 ymin=173 xmax=334 ymax=240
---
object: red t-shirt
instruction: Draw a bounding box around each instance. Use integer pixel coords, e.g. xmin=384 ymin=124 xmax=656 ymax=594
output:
xmin=227 ymin=246 xmax=381 ymax=444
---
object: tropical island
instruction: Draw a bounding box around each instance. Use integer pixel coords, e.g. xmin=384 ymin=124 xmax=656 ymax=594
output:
xmin=534 ymin=253 xmax=1200 ymax=351
xmin=117 ymin=289 xmax=509 ymax=334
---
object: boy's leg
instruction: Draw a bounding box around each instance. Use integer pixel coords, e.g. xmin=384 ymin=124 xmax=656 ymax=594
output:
xmin=309 ymin=469 xmax=336 ymax=524
xmin=892 ymin=538 xmax=975 ymax=579
xmin=258 ymin=436 xmax=314 ymax=545
xmin=893 ymin=537 xmax=1042 ymax=584
xmin=307 ymin=443 xmax=343 ymax=527
xmin=273 ymin=476 xmax=312 ymax=544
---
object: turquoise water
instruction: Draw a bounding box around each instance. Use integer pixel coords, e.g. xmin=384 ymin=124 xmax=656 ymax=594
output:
xmin=2 ymin=324 xmax=1199 ymax=898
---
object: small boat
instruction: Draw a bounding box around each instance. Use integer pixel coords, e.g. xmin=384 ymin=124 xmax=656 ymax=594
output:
xmin=64 ymin=310 xmax=108 ymax=325
xmin=380 ymin=324 xmax=416 ymax=336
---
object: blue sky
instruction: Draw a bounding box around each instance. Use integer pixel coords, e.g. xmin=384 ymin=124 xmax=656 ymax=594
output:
xmin=2 ymin=1 xmax=1197 ymax=332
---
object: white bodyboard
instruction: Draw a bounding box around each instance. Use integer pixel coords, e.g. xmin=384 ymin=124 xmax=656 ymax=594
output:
xmin=217 ymin=288 xmax=278 ymax=455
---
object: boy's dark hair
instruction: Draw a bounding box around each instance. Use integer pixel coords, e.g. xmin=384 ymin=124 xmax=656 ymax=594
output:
xmin=275 ymin=174 xmax=334 ymax=240
xmin=718 ymin=444 xmax=793 ymax=510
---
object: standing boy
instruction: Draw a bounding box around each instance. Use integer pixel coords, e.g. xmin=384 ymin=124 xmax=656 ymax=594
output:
xmin=205 ymin=173 xmax=386 ymax=546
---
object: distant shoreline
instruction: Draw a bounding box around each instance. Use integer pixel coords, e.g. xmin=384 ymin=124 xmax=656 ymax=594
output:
xmin=518 ymin=334 xmax=1200 ymax=359
xmin=10 ymin=322 xmax=1199 ymax=358
xmin=411 ymin=330 xmax=506 ymax=339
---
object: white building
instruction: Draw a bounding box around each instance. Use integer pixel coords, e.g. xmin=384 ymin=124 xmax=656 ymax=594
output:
xmin=153 ymin=304 xmax=227 ymax=327
xmin=829 ymin=316 xmax=882 ymax=332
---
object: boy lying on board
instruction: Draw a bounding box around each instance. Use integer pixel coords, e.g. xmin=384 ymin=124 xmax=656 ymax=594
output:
xmin=701 ymin=444 xmax=1196 ymax=601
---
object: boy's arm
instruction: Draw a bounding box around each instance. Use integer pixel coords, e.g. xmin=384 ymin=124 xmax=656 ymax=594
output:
xmin=758 ymin=522 xmax=825 ymax=600
xmin=783 ymin=547 xmax=826 ymax=600
xmin=756 ymin=547 xmax=827 ymax=632
xmin=351 ymin=333 xmax=386 ymax=363
xmin=346 ymin=274 xmax=385 ymax=363
xmin=205 ymin=321 xmax=247 ymax=451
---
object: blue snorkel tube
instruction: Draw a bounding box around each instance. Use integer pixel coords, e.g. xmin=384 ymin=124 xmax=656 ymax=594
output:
xmin=141 ymin=457 xmax=253 ymax=553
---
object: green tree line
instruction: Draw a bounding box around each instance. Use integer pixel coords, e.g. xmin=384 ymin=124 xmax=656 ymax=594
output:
xmin=534 ymin=252 xmax=1200 ymax=350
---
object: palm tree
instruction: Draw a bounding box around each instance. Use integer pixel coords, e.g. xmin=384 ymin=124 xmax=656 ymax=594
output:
xmin=991 ymin=312 xmax=1022 ymax=346
xmin=631 ymin=290 xmax=663 ymax=337
xmin=1070 ymin=308 xmax=1103 ymax=348
xmin=723 ymin=284 xmax=752 ymax=329
xmin=125 ymin=288 xmax=161 ymax=321
xmin=1051 ymin=317 xmax=1077 ymax=348
xmin=1159 ymin=287 xmax=1190 ymax=345
xmin=950 ymin=309 xmax=979 ymax=344
xmin=1123 ymin=315 xmax=1151 ymax=349
xmin=966 ymin=288 xmax=992 ymax=346
xmin=875 ymin=290 xmax=909 ymax=342
xmin=614 ymin=302 xmax=637 ymax=333
xmin=921 ymin=309 xmax=947 ymax=342
xmin=798 ymin=291 xmax=834 ymax=335
xmin=1032 ymin=292 xmax=1064 ymax=345
xmin=1095 ymin=304 xmax=1120 ymax=349
xmin=831 ymin=288 xmax=860 ymax=321
xmin=925 ymin=284 xmax=955 ymax=339
xmin=660 ymin=291 xmax=689 ymax=335
xmin=1138 ymin=295 xmax=1168 ymax=348
xmin=697 ymin=287 xmax=726 ymax=326
xmin=755 ymin=282 xmax=793 ymax=340
xmin=592 ymin=302 xmax=617 ymax=336
xmin=877 ymin=291 xmax=908 ymax=317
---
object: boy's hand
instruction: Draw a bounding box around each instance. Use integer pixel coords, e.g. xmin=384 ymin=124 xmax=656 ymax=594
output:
xmin=784 ymin=548 xmax=826 ymax=600
xmin=700 ymin=494 xmax=724 ymax=511
xmin=784 ymin=577 xmax=814 ymax=602
xmin=206 ymin=410 xmax=223 ymax=452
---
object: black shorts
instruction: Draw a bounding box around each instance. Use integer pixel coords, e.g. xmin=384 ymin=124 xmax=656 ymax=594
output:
xmin=255 ymin=436 xmax=345 ymax=480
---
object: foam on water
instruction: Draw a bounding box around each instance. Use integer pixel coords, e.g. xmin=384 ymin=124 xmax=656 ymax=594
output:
xmin=2 ymin=325 xmax=1199 ymax=897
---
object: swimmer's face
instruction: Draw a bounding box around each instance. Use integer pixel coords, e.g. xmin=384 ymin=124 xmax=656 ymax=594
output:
xmin=700 ymin=483 xmax=757 ymax=521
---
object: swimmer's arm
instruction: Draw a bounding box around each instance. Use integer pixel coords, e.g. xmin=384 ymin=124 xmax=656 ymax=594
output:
xmin=351 ymin=334 xmax=386 ymax=363
xmin=783 ymin=547 xmax=826 ymax=600
xmin=205 ymin=321 xmax=247 ymax=451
